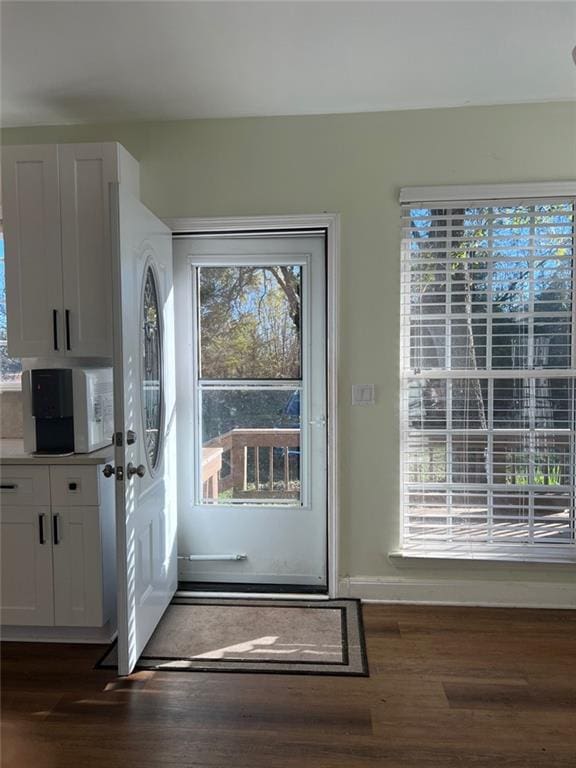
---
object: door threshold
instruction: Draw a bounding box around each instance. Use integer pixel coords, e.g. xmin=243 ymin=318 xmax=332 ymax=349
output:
xmin=177 ymin=581 xmax=329 ymax=600
xmin=176 ymin=591 xmax=331 ymax=601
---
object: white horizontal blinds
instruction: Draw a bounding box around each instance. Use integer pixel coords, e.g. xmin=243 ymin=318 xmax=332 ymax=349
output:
xmin=400 ymin=196 xmax=576 ymax=551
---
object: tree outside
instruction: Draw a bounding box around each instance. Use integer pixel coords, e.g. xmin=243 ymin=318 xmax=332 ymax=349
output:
xmin=198 ymin=265 xmax=303 ymax=502
xmin=0 ymin=233 xmax=22 ymax=385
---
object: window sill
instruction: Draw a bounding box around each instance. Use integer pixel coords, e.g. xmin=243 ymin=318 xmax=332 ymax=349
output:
xmin=0 ymin=384 xmax=22 ymax=393
xmin=390 ymin=547 xmax=576 ymax=566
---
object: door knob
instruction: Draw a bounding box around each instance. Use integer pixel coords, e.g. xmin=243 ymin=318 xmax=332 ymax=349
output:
xmin=102 ymin=464 xmax=115 ymax=478
xmin=127 ymin=463 xmax=146 ymax=479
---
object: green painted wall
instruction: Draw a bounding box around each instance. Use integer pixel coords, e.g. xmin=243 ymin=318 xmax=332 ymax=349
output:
xmin=4 ymin=102 xmax=576 ymax=590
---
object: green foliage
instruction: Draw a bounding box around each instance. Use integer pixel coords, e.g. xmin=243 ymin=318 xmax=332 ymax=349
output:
xmin=506 ymin=451 xmax=563 ymax=487
xmin=199 ymin=266 xmax=301 ymax=379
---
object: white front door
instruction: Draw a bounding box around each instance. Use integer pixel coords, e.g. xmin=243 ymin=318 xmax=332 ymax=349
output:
xmin=174 ymin=235 xmax=327 ymax=590
xmin=110 ymin=185 xmax=177 ymax=675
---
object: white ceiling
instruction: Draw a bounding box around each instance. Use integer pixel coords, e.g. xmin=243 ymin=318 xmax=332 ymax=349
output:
xmin=2 ymin=1 xmax=575 ymax=128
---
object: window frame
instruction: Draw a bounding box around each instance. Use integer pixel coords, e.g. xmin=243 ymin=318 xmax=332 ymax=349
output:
xmin=398 ymin=182 xmax=576 ymax=563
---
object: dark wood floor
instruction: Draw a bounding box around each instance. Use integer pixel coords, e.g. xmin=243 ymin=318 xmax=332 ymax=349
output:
xmin=2 ymin=604 xmax=576 ymax=767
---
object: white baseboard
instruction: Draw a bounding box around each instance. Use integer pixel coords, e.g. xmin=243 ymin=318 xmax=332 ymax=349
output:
xmin=339 ymin=577 xmax=576 ymax=609
xmin=1 ymin=621 xmax=116 ymax=644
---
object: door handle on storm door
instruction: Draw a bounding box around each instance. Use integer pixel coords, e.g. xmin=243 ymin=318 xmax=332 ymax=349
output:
xmin=38 ymin=513 xmax=46 ymax=545
xmin=52 ymin=310 xmax=59 ymax=351
xmin=52 ymin=514 xmax=60 ymax=545
xmin=65 ymin=310 xmax=71 ymax=351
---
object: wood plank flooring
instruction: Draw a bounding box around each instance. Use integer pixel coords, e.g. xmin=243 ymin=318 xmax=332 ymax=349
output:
xmin=2 ymin=604 xmax=576 ymax=767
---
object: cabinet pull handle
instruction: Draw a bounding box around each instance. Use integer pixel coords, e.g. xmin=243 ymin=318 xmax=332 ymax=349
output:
xmin=0 ymin=483 xmax=18 ymax=490
xmin=65 ymin=310 xmax=71 ymax=351
xmin=38 ymin=514 xmax=46 ymax=545
xmin=53 ymin=513 xmax=60 ymax=545
xmin=53 ymin=309 xmax=59 ymax=351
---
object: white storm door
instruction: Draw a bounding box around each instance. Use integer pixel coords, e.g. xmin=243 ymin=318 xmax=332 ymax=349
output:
xmin=110 ymin=184 xmax=177 ymax=675
xmin=174 ymin=235 xmax=327 ymax=589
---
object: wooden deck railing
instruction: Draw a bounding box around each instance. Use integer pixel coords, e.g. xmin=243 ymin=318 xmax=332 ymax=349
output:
xmin=203 ymin=428 xmax=300 ymax=500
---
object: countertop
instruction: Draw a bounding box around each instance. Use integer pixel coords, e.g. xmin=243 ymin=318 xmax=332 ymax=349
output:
xmin=0 ymin=439 xmax=114 ymax=465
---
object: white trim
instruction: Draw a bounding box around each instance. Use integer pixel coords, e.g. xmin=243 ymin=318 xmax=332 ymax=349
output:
xmin=0 ymin=621 xmax=117 ymax=644
xmin=176 ymin=590 xmax=330 ymax=601
xmin=407 ymin=368 xmax=576 ymax=380
xmin=165 ymin=214 xmax=341 ymax=599
xmin=339 ymin=577 xmax=576 ymax=609
xmin=399 ymin=181 xmax=576 ymax=204
xmin=165 ymin=213 xmax=338 ymax=234
xmin=390 ymin=547 xmax=576 ymax=565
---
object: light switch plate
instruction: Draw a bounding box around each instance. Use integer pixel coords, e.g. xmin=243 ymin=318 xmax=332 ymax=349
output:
xmin=352 ymin=384 xmax=375 ymax=406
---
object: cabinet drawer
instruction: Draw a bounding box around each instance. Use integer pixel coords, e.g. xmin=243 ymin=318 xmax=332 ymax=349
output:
xmin=49 ymin=466 xmax=101 ymax=506
xmin=0 ymin=466 xmax=50 ymax=506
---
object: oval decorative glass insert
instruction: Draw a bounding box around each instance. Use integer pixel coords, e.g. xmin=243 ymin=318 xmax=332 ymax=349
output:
xmin=142 ymin=266 xmax=163 ymax=470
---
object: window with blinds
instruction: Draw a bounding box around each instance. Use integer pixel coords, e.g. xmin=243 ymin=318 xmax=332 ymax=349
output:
xmin=400 ymin=185 xmax=576 ymax=559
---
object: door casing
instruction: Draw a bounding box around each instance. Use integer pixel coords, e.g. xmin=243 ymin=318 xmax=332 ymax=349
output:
xmin=166 ymin=214 xmax=340 ymax=599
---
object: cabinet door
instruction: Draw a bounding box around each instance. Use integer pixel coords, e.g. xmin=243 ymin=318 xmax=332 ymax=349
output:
xmin=52 ymin=506 xmax=104 ymax=626
xmin=1 ymin=145 xmax=64 ymax=357
xmin=0 ymin=505 xmax=54 ymax=626
xmin=59 ymin=143 xmax=118 ymax=358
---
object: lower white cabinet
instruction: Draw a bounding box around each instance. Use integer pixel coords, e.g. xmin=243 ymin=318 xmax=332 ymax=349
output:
xmin=0 ymin=463 xmax=115 ymax=631
xmin=52 ymin=507 xmax=105 ymax=626
xmin=0 ymin=505 xmax=54 ymax=626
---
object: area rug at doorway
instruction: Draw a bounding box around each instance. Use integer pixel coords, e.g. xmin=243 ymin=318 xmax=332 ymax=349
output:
xmin=96 ymin=597 xmax=369 ymax=676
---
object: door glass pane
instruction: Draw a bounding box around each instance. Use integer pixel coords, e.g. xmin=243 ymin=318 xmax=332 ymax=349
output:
xmin=200 ymin=388 xmax=301 ymax=504
xmin=142 ymin=266 xmax=163 ymax=470
xmin=198 ymin=266 xmax=301 ymax=379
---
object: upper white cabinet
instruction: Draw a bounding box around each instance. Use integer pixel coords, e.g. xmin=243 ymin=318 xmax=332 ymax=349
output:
xmin=2 ymin=145 xmax=64 ymax=357
xmin=2 ymin=142 xmax=139 ymax=359
xmin=59 ymin=144 xmax=117 ymax=358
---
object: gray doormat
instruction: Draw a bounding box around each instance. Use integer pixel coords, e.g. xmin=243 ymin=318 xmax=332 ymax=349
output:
xmin=96 ymin=597 xmax=368 ymax=676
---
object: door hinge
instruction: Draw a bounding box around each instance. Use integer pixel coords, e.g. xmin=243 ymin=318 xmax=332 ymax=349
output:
xmin=113 ymin=432 xmax=123 ymax=447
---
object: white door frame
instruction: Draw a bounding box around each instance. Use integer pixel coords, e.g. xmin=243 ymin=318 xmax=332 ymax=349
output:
xmin=164 ymin=214 xmax=340 ymax=599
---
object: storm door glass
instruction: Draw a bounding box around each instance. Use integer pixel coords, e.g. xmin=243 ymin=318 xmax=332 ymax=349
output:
xmin=196 ymin=265 xmax=303 ymax=504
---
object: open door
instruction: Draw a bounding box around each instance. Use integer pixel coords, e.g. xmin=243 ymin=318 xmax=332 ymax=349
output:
xmin=109 ymin=184 xmax=177 ymax=675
